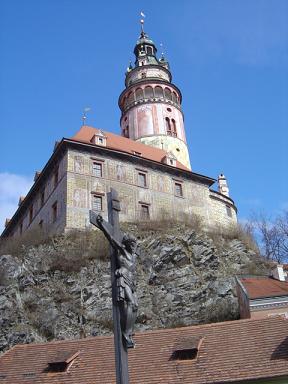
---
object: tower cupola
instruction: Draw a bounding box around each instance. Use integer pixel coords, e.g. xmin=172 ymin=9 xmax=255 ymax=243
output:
xmin=118 ymin=19 xmax=191 ymax=170
xmin=134 ymin=31 xmax=159 ymax=66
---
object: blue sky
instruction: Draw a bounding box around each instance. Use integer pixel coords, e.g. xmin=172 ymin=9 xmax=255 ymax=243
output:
xmin=0 ymin=0 xmax=287 ymax=231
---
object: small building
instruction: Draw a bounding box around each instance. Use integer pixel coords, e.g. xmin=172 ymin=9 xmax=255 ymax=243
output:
xmin=1 ymin=317 xmax=288 ymax=383
xmin=236 ymin=267 xmax=288 ymax=319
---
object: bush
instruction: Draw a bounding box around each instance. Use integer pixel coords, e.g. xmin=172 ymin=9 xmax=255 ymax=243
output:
xmin=48 ymin=229 xmax=109 ymax=273
xmin=208 ymin=223 xmax=260 ymax=254
xmin=133 ymin=211 xmax=203 ymax=233
xmin=0 ymin=228 xmax=50 ymax=258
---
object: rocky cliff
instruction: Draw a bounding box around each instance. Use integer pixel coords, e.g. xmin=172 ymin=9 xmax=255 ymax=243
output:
xmin=0 ymin=223 xmax=267 ymax=353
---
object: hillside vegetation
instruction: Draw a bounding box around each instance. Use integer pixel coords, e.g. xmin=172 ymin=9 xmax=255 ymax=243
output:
xmin=0 ymin=221 xmax=268 ymax=353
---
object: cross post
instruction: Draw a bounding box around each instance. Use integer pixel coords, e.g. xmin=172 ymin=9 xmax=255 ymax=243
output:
xmin=90 ymin=188 xmax=129 ymax=384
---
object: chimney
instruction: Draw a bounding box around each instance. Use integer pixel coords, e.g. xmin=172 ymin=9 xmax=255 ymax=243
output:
xmin=218 ymin=173 xmax=229 ymax=197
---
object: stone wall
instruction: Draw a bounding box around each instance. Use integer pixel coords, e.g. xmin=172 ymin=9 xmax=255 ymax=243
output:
xmin=12 ymin=153 xmax=68 ymax=236
xmin=66 ymin=148 xmax=237 ymax=230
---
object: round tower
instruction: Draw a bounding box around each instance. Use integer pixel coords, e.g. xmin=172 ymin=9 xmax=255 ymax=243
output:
xmin=118 ymin=24 xmax=191 ymax=170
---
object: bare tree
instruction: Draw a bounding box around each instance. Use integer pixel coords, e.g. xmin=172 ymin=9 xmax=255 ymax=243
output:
xmin=251 ymin=211 xmax=288 ymax=263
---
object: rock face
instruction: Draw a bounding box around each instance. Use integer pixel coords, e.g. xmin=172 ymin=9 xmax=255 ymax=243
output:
xmin=0 ymin=225 xmax=267 ymax=353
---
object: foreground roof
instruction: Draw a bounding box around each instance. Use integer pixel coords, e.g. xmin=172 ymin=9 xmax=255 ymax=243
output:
xmin=1 ymin=317 xmax=288 ymax=383
xmin=72 ymin=125 xmax=190 ymax=171
xmin=240 ymin=277 xmax=288 ymax=299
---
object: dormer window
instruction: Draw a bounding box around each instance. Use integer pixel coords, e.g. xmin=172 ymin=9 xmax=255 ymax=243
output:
xmin=171 ymin=348 xmax=198 ymax=361
xmin=170 ymin=337 xmax=202 ymax=361
xmin=45 ymin=351 xmax=80 ymax=373
xmin=90 ymin=132 xmax=107 ymax=147
xmin=163 ymin=152 xmax=177 ymax=167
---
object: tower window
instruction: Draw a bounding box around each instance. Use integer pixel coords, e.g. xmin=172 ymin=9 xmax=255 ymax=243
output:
xmin=127 ymin=92 xmax=134 ymax=105
xmin=172 ymin=119 xmax=177 ymax=137
xmin=175 ymin=182 xmax=183 ymax=197
xmin=144 ymin=86 xmax=153 ymax=99
xmin=52 ymin=202 xmax=58 ymax=223
xmin=165 ymin=117 xmax=172 ymax=135
xmin=164 ymin=88 xmax=172 ymax=101
xmin=146 ymin=46 xmax=153 ymax=55
xmin=92 ymin=162 xmax=102 ymax=177
xmin=226 ymin=205 xmax=232 ymax=217
xmin=135 ymin=88 xmax=144 ymax=101
xmin=138 ymin=172 xmax=147 ymax=187
xmin=155 ymin=86 xmax=164 ymax=98
xmin=123 ymin=126 xmax=129 ymax=137
xmin=172 ymin=92 xmax=178 ymax=104
xmin=92 ymin=195 xmax=102 ymax=211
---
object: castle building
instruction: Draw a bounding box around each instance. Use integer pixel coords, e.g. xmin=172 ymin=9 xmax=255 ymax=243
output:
xmin=1 ymin=24 xmax=237 ymax=238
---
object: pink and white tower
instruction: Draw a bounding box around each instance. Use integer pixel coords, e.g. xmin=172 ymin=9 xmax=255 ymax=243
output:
xmin=118 ymin=21 xmax=191 ymax=170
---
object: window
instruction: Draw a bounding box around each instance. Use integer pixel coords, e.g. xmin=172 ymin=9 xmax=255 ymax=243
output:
xmin=155 ymin=86 xmax=164 ymax=98
xmin=164 ymin=88 xmax=172 ymax=100
xmin=127 ymin=92 xmax=134 ymax=105
xmin=39 ymin=220 xmax=43 ymax=230
xmin=19 ymin=222 xmax=23 ymax=235
xmin=172 ymin=92 xmax=178 ymax=104
xmin=138 ymin=172 xmax=147 ymax=187
xmin=175 ymin=182 xmax=183 ymax=197
xmin=135 ymin=88 xmax=144 ymax=101
xmin=165 ymin=117 xmax=172 ymax=135
xmin=226 ymin=205 xmax=232 ymax=217
xmin=54 ymin=166 xmax=59 ymax=188
xmin=140 ymin=204 xmax=149 ymax=220
xmin=144 ymin=86 xmax=153 ymax=99
xmin=172 ymin=119 xmax=177 ymax=137
xmin=123 ymin=126 xmax=129 ymax=137
xmin=92 ymin=162 xmax=102 ymax=177
xmin=45 ymin=351 xmax=80 ymax=373
xmin=98 ymin=137 xmax=103 ymax=144
xmin=29 ymin=206 xmax=33 ymax=224
xmin=171 ymin=348 xmax=198 ymax=361
xmin=92 ymin=195 xmax=102 ymax=211
xmin=52 ymin=202 xmax=58 ymax=223
xmin=40 ymin=190 xmax=45 ymax=207
xmin=146 ymin=46 xmax=153 ymax=55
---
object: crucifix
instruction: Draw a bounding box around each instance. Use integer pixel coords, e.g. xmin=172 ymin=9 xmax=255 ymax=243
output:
xmin=89 ymin=188 xmax=138 ymax=384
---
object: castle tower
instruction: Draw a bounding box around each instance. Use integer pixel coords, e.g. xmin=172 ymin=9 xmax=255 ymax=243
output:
xmin=118 ymin=22 xmax=191 ymax=170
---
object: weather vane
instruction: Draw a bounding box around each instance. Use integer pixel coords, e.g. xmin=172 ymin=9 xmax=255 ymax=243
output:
xmin=140 ymin=11 xmax=145 ymax=33
xmin=82 ymin=107 xmax=91 ymax=126
xmin=160 ymin=42 xmax=165 ymax=57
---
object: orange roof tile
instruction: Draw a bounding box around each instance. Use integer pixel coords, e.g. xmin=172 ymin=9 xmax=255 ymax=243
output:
xmin=241 ymin=277 xmax=288 ymax=299
xmin=71 ymin=125 xmax=191 ymax=171
xmin=1 ymin=317 xmax=288 ymax=383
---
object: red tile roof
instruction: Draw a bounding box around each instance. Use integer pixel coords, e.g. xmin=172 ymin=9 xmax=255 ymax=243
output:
xmin=1 ymin=317 xmax=288 ymax=383
xmin=241 ymin=277 xmax=288 ymax=299
xmin=71 ymin=125 xmax=190 ymax=171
